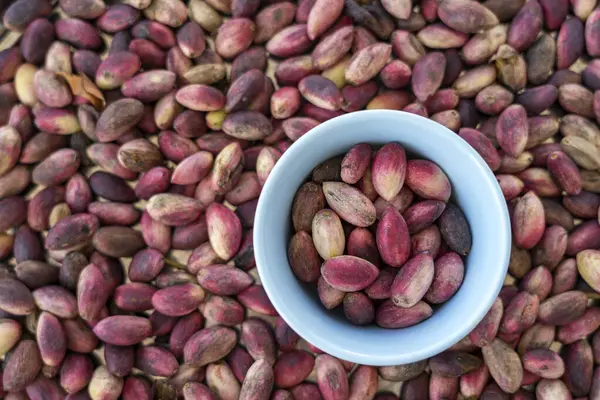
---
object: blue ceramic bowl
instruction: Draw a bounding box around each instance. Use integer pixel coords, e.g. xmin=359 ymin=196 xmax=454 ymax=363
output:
xmin=254 ymin=110 xmax=511 ymax=366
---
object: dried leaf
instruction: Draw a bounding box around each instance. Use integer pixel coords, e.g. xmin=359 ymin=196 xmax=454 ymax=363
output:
xmin=154 ymin=380 xmax=177 ymax=400
xmin=57 ymin=72 xmax=106 ymax=110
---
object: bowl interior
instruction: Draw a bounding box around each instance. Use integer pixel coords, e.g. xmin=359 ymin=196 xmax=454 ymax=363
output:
xmin=254 ymin=110 xmax=511 ymax=366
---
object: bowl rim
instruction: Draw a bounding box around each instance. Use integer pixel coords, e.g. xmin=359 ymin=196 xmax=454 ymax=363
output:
xmin=254 ymin=109 xmax=511 ymax=365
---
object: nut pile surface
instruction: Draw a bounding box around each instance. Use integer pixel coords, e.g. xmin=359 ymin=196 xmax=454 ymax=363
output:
xmin=289 ymin=143 xmax=472 ymax=328
xmin=1 ymin=0 xmax=600 ymax=398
